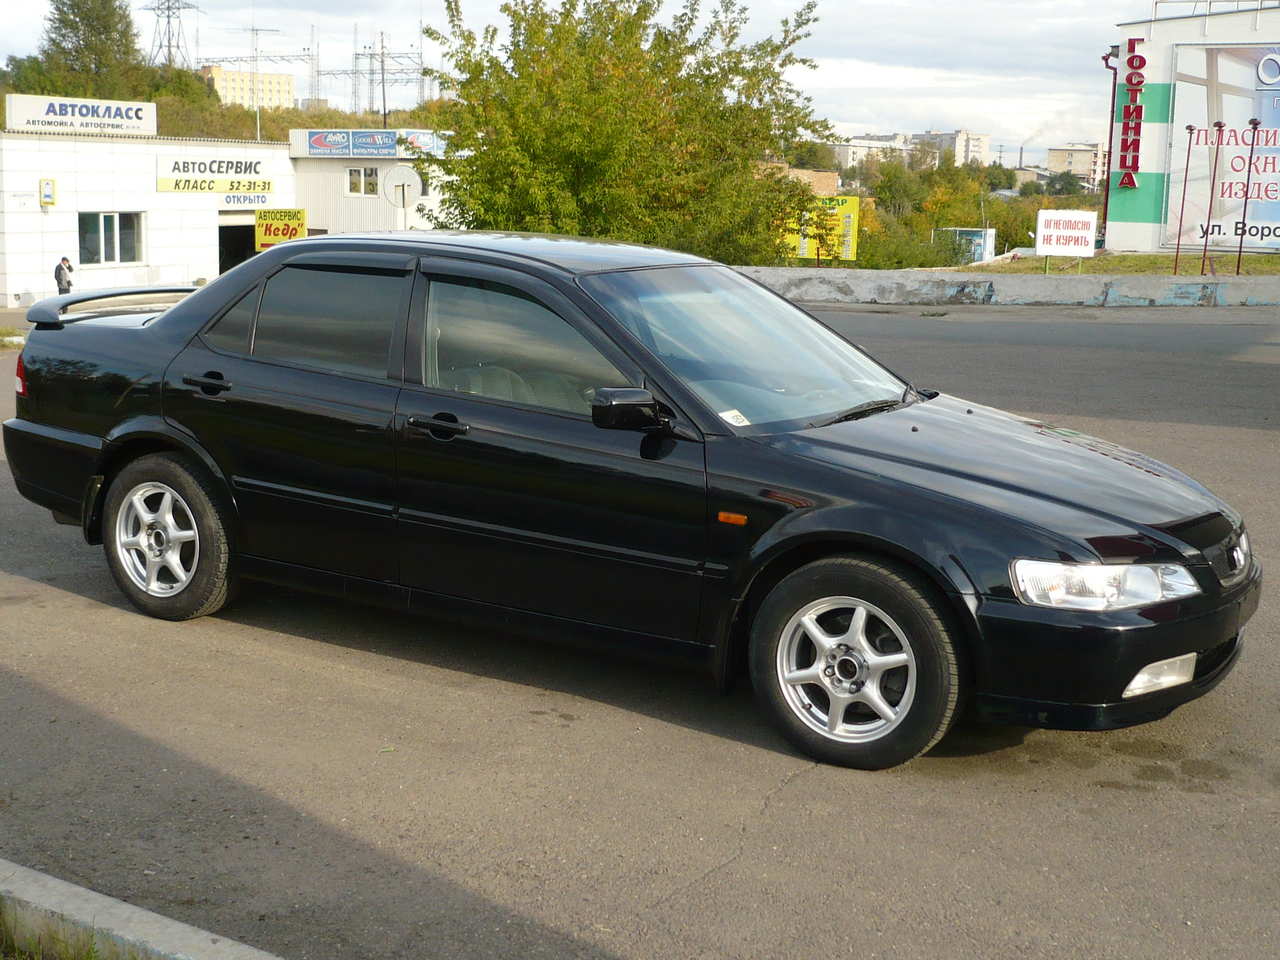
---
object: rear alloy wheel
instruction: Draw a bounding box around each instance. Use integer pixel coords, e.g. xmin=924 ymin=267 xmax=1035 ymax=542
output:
xmin=103 ymin=453 xmax=236 ymax=621
xmin=750 ymin=556 xmax=962 ymax=769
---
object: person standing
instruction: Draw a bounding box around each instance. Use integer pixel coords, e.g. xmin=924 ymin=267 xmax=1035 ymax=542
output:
xmin=55 ymin=257 xmax=74 ymax=295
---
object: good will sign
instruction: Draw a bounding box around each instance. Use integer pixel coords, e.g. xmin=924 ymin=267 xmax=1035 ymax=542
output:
xmin=255 ymin=209 xmax=306 ymax=251
xmin=1035 ymin=210 xmax=1097 ymax=258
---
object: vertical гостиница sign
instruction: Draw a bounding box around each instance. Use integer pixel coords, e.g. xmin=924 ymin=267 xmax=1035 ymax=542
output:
xmin=4 ymin=93 xmax=156 ymax=136
xmin=1116 ymin=38 xmax=1145 ymax=190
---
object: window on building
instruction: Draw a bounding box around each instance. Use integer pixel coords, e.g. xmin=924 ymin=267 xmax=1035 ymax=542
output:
xmin=346 ymin=167 xmax=379 ymax=197
xmin=252 ymin=265 xmax=410 ymax=379
xmin=78 ymin=212 xmax=142 ymax=264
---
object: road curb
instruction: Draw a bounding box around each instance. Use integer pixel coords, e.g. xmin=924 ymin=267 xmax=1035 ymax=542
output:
xmin=735 ymin=265 xmax=1280 ymax=307
xmin=0 ymin=857 xmax=283 ymax=960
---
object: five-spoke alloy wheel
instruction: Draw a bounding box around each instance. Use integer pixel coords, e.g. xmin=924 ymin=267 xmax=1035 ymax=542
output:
xmin=751 ymin=556 xmax=963 ymax=769
xmin=103 ymin=453 xmax=237 ymax=621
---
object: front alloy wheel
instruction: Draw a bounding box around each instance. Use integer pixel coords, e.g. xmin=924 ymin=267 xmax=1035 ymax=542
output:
xmin=751 ymin=556 xmax=962 ymax=769
xmin=777 ymin=597 xmax=916 ymax=742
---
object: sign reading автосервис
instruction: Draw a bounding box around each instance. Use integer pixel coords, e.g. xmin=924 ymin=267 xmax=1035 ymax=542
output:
xmin=5 ymin=93 xmax=156 ymax=135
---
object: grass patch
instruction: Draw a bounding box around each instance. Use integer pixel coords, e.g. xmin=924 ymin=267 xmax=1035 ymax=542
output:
xmin=969 ymin=250 xmax=1280 ymax=275
xmin=0 ymin=327 xmax=24 ymax=341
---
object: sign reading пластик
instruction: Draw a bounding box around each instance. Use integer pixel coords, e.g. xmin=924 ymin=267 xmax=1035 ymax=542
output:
xmin=4 ymin=93 xmax=156 ymax=136
xmin=156 ymin=156 xmax=274 ymax=194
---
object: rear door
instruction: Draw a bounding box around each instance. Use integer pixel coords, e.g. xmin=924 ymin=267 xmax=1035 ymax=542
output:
xmin=164 ymin=252 xmax=414 ymax=582
xmin=395 ymin=259 xmax=708 ymax=643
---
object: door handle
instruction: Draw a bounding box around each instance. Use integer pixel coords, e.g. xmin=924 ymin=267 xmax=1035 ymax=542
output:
xmin=182 ymin=374 xmax=232 ymax=395
xmin=407 ymin=414 xmax=470 ymax=439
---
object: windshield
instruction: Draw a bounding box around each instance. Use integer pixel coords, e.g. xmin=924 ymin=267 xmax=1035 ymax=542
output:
xmin=580 ymin=265 xmax=905 ymax=431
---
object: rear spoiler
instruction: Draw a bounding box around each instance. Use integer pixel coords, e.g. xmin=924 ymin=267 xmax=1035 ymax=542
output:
xmin=27 ymin=286 xmax=198 ymax=330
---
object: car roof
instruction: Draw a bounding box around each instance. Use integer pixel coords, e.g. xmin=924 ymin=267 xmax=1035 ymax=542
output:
xmin=315 ymin=230 xmax=715 ymax=275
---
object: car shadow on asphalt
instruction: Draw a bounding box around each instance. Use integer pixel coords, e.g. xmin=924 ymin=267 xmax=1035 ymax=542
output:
xmin=213 ymin=580 xmax=1033 ymax=763
xmin=0 ymin=665 xmax=625 ymax=960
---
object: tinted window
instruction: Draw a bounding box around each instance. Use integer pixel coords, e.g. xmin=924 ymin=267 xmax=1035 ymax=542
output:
xmin=254 ymin=266 xmax=410 ymax=379
xmin=427 ymin=278 xmax=630 ymax=415
xmin=203 ymin=286 xmax=257 ymax=354
xmin=582 ymin=265 xmax=904 ymax=430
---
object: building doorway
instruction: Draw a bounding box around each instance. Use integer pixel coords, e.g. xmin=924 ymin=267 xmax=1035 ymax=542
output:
xmin=218 ymin=224 xmax=256 ymax=274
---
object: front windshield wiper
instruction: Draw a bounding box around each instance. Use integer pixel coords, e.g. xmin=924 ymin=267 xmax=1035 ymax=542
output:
xmin=810 ymin=395 xmax=906 ymax=429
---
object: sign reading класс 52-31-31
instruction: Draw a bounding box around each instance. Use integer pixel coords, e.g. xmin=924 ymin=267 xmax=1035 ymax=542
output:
xmin=4 ymin=93 xmax=156 ymax=136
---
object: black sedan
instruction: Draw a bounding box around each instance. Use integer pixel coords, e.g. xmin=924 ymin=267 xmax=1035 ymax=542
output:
xmin=3 ymin=233 xmax=1262 ymax=769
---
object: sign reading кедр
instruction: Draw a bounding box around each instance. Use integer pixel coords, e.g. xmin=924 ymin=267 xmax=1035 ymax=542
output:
xmin=255 ymin=209 xmax=306 ymax=251
xmin=5 ymin=93 xmax=156 ymax=136
xmin=1035 ymin=210 xmax=1098 ymax=258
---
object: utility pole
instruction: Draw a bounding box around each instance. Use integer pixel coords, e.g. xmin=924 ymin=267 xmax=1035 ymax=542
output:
xmin=237 ymin=25 xmax=281 ymax=140
xmin=381 ymin=33 xmax=388 ymax=128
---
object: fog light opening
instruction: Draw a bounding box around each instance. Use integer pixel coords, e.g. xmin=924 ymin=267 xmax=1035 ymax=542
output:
xmin=1122 ymin=653 xmax=1197 ymax=699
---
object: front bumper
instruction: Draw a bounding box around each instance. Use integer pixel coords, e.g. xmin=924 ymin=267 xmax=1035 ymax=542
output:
xmin=971 ymin=562 xmax=1262 ymax=730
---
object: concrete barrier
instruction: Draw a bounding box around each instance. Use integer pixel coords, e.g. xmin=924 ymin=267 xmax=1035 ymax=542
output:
xmin=733 ymin=266 xmax=1280 ymax=307
xmin=1 ymin=857 xmax=282 ymax=960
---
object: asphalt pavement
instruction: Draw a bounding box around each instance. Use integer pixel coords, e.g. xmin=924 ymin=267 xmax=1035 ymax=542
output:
xmin=1 ymin=304 xmax=1277 ymax=960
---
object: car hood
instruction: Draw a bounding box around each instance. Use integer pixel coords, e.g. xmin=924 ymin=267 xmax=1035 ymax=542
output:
xmin=760 ymin=394 xmax=1236 ymax=546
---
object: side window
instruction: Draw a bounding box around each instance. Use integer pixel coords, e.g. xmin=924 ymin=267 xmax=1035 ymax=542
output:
xmin=253 ymin=265 xmax=409 ymax=379
xmin=202 ymin=286 xmax=258 ymax=355
xmin=427 ymin=278 xmax=631 ymax=415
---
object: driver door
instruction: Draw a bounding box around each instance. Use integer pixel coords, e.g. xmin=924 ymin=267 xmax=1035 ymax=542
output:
xmin=394 ymin=259 xmax=708 ymax=644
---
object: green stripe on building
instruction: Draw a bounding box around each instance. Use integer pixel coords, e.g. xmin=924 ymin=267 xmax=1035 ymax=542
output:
xmin=1114 ymin=82 xmax=1172 ymax=123
xmin=1107 ymin=171 xmax=1167 ymax=224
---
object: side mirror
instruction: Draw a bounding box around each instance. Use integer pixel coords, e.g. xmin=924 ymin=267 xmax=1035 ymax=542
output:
xmin=591 ymin=387 xmax=665 ymax=431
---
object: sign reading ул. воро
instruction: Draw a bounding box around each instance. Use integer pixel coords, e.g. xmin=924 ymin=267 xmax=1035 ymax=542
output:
xmin=5 ymin=93 xmax=156 ymax=136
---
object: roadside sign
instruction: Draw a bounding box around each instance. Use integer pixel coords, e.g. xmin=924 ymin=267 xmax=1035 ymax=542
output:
xmin=255 ymin=208 xmax=306 ymax=251
xmin=1035 ymin=210 xmax=1097 ymax=258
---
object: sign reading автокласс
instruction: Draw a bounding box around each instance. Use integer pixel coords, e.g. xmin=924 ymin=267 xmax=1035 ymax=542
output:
xmin=5 ymin=93 xmax=156 ymax=136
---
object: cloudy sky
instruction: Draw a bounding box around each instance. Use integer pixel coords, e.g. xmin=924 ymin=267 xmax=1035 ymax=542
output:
xmin=4 ymin=0 xmax=1154 ymax=158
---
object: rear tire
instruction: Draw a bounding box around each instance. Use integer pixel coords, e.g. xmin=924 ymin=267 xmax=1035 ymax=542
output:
xmin=749 ymin=555 xmax=962 ymax=769
xmin=103 ymin=453 xmax=237 ymax=621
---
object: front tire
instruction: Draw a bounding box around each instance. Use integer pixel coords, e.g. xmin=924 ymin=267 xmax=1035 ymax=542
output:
xmin=103 ymin=453 xmax=236 ymax=621
xmin=749 ymin=556 xmax=962 ymax=769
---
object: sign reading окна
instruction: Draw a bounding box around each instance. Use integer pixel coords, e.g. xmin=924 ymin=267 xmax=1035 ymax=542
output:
xmin=255 ymin=209 xmax=307 ymax=251
xmin=1035 ymin=210 xmax=1098 ymax=258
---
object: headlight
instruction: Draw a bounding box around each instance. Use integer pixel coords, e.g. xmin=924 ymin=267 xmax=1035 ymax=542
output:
xmin=1012 ymin=559 xmax=1202 ymax=611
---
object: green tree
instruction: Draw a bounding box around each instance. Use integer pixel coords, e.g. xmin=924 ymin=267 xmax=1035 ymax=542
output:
xmin=1046 ymin=171 xmax=1084 ymax=196
xmin=872 ymin=160 xmax=925 ymax=219
xmin=416 ymin=0 xmax=833 ymax=265
xmin=37 ymin=0 xmax=144 ymax=98
xmin=786 ymin=140 xmax=837 ymax=170
xmin=1019 ymin=180 xmax=1045 ymax=196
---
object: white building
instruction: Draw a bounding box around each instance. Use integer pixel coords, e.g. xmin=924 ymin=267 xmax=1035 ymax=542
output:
xmin=286 ymin=128 xmax=446 ymax=234
xmin=1 ymin=98 xmax=296 ymax=305
xmin=0 ymin=95 xmax=448 ymax=305
xmin=825 ymin=135 xmax=916 ymax=169
xmin=1107 ymin=2 xmax=1280 ymax=253
xmin=1047 ymin=142 xmax=1109 ymax=190
xmin=909 ymin=130 xmax=990 ymax=166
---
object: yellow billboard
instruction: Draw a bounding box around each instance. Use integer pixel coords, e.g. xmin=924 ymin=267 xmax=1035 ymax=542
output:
xmin=255 ymin=208 xmax=307 ymax=251
xmin=787 ymin=195 xmax=859 ymax=262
